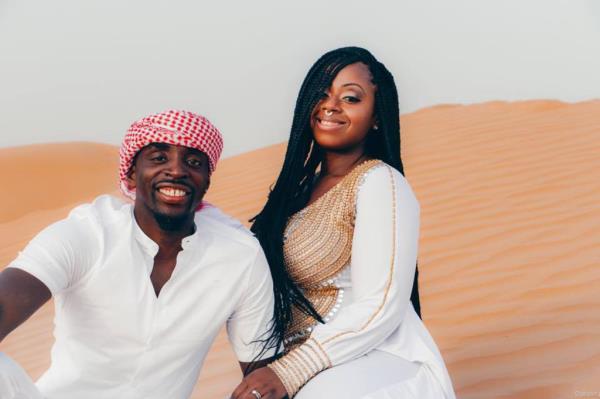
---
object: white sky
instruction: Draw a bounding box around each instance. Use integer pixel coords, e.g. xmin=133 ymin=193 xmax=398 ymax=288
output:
xmin=1 ymin=0 xmax=599 ymax=157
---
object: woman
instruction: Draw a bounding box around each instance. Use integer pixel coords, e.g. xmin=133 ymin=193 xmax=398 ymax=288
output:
xmin=234 ymin=47 xmax=455 ymax=399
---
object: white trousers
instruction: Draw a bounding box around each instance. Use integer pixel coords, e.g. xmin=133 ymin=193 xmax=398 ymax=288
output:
xmin=0 ymin=353 xmax=43 ymax=399
xmin=295 ymin=350 xmax=429 ymax=399
xmin=0 ymin=351 xmax=438 ymax=399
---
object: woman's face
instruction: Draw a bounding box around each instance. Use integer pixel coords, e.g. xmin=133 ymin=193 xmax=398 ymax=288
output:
xmin=311 ymin=62 xmax=377 ymax=153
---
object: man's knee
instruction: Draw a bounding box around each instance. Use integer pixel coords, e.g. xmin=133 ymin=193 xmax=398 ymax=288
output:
xmin=0 ymin=352 xmax=42 ymax=399
xmin=0 ymin=352 xmax=20 ymax=373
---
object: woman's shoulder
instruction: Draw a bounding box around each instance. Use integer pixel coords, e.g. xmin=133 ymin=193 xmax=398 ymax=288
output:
xmin=357 ymin=160 xmax=407 ymax=190
xmin=357 ymin=160 xmax=420 ymax=209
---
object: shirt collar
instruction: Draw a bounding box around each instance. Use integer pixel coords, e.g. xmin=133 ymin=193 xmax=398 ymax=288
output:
xmin=130 ymin=206 xmax=200 ymax=254
xmin=131 ymin=208 xmax=159 ymax=256
xmin=181 ymin=222 xmax=200 ymax=250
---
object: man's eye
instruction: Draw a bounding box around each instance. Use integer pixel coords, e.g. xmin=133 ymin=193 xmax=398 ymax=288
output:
xmin=187 ymin=159 xmax=203 ymax=167
xmin=151 ymin=155 xmax=167 ymax=162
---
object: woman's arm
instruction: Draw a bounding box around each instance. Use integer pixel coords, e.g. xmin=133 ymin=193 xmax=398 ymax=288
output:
xmin=267 ymin=165 xmax=420 ymax=396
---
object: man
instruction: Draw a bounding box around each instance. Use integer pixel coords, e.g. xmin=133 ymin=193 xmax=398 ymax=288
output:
xmin=0 ymin=110 xmax=277 ymax=399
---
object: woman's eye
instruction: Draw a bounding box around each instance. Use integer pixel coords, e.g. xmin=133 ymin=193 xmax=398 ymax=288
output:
xmin=343 ymin=95 xmax=360 ymax=103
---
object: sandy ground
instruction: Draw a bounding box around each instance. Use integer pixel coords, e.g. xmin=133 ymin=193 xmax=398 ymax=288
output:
xmin=1 ymin=100 xmax=599 ymax=398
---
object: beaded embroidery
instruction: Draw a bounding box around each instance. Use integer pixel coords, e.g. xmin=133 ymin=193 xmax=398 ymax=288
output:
xmin=283 ymin=159 xmax=383 ymax=348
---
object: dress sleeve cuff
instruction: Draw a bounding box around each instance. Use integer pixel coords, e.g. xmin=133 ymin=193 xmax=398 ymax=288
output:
xmin=267 ymin=338 xmax=332 ymax=397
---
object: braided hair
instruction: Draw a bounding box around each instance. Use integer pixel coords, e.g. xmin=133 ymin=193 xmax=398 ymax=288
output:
xmin=251 ymin=46 xmax=421 ymax=354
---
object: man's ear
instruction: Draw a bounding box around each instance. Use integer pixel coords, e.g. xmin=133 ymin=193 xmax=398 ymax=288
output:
xmin=126 ymin=165 xmax=137 ymax=191
xmin=200 ymin=176 xmax=210 ymax=197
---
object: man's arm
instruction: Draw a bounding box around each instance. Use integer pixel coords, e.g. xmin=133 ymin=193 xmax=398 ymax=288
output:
xmin=0 ymin=268 xmax=51 ymax=343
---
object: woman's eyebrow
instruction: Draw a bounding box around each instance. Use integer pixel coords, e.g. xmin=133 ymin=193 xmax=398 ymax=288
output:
xmin=341 ymin=83 xmax=365 ymax=93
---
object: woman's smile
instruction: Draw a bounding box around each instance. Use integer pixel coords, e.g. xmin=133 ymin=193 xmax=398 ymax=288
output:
xmin=314 ymin=115 xmax=347 ymax=131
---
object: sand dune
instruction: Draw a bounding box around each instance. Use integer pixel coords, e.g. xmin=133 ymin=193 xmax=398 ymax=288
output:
xmin=1 ymin=100 xmax=599 ymax=398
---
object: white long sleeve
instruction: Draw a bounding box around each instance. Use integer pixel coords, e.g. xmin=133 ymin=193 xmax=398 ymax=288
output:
xmin=311 ymin=164 xmax=419 ymax=362
xmin=269 ymin=164 xmax=421 ymax=395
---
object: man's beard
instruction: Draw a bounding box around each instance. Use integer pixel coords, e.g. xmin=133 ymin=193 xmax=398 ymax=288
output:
xmin=152 ymin=211 xmax=190 ymax=231
xmin=149 ymin=185 xmax=196 ymax=231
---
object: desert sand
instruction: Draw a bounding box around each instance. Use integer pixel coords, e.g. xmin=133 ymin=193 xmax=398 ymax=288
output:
xmin=1 ymin=100 xmax=599 ymax=398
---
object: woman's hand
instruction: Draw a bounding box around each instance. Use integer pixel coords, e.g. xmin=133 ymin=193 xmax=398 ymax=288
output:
xmin=231 ymin=366 xmax=287 ymax=399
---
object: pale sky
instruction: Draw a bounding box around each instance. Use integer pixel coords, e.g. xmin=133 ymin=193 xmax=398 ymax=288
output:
xmin=1 ymin=0 xmax=599 ymax=157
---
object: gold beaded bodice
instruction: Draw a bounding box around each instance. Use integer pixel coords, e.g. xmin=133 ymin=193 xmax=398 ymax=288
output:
xmin=283 ymin=159 xmax=383 ymax=348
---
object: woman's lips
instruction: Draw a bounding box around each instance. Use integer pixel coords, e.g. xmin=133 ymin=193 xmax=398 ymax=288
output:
xmin=315 ymin=117 xmax=346 ymax=131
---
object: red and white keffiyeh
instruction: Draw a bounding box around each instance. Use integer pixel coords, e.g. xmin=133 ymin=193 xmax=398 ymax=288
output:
xmin=119 ymin=110 xmax=224 ymax=200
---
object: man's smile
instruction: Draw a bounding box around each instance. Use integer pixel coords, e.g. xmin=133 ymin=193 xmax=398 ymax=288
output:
xmin=155 ymin=183 xmax=192 ymax=204
xmin=158 ymin=187 xmax=187 ymax=197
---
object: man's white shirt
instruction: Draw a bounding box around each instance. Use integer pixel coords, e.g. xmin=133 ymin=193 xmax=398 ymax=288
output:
xmin=8 ymin=195 xmax=275 ymax=399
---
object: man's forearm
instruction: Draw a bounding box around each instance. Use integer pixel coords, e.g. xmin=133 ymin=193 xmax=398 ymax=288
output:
xmin=0 ymin=302 xmax=7 ymax=343
xmin=0 ymin=268 xmax=51 ymax=343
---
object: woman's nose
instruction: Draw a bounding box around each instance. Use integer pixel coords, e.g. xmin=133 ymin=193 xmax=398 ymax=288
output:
xmin=320 ymin=94 xmax=340 ymax=112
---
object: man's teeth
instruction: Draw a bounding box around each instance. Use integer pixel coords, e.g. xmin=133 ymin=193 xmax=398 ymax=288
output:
xmin=159 ymin=188 xmax=187 ymax=197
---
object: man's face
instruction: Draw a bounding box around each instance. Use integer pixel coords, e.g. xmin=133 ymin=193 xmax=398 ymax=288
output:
xmin=127 ymin=143 xmax=210 ymax=229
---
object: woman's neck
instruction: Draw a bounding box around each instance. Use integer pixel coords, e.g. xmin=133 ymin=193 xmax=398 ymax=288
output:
xmin=320 ymin=149 xmax=370 ymax=178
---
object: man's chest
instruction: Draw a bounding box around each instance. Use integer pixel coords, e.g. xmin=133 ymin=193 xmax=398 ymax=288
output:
xmin=58 ymin=248 xmax=246 ymax=348
xmin=150 ymin=256 xmax=177 ymax=297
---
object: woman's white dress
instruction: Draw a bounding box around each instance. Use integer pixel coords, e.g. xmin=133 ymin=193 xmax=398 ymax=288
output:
xmin=268 ymin=160 xmax=456 ymax=398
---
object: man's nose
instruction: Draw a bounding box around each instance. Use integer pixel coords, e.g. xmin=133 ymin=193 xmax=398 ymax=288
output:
xmin=165 ymin=157 xmax=188 ymax=178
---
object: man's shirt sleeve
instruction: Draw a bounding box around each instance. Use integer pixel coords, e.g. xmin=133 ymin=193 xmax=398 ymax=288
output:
xmin=8 ymin=206 xmax=101 ymax=296
xmin=226 ymin=246 xmax=276 ymax=362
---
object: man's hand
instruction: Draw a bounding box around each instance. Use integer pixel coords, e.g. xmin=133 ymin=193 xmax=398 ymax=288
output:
xmin=231 ymin=366 xmax=287 ymax=399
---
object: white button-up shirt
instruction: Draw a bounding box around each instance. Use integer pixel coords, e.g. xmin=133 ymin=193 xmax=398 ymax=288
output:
xmin=8 ymin=195 xmax=275 ymax=399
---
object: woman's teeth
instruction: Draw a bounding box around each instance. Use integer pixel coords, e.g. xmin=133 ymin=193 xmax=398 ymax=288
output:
xmin=320 ymin=120 xmax=341 ymax=126
xmin=159 ymin=188 xmax=187 ymax=197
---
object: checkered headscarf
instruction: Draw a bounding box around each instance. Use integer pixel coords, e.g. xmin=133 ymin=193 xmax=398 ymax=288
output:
xmin=119 ymin=110 xmax=224 ymax=200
